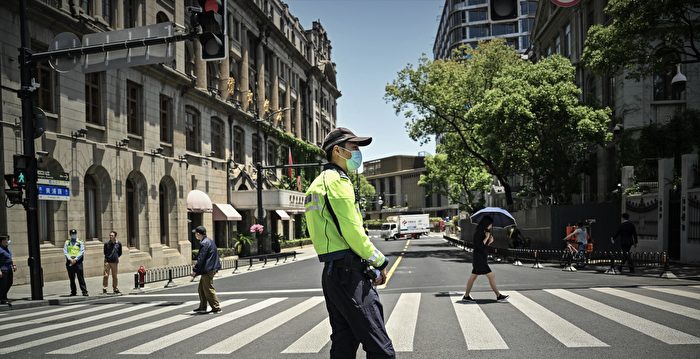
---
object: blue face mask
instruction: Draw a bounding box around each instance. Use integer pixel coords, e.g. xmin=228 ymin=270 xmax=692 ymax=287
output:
xmin=339 ymin=147 xmax=362 ymax=171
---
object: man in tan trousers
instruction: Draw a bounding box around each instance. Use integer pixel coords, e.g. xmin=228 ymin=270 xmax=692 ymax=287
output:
xmin=190 ymin=226 xmax=221 ymax=313
xmin=103 ymin=231 xmax=122 ymax=294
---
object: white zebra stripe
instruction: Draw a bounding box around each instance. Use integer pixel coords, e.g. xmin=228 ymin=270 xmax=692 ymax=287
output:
xmin=120 ymin=298 xmax=285 ymax=355
xmin=641 ymin=286 xmax=700 ymax=300
xmin=281 ymin=318 xmax=332 ymax=353
xmin=198 ymin=296 xmax=325 ymax=354
xmin=545 ymin=289 xmax=700 ymax=345
xmin=0 ymin=303 xmax=88 ymax=323
xmin=593 ymin=287 xmax=700 ymax=320
xmin=47 ymin=300 xmax=238 ymax=355
xmin=507 ymin=291 xmax=608 ymax=348
xmin=2 ymin=301 xmax=194 ymax=355
xmin=451 ymin=298 xmax=508 ymax=350
xmin=385 ymin=293 xmax=421 ymax=351
xmin=0 ymin=303 xmax=109 ymax=330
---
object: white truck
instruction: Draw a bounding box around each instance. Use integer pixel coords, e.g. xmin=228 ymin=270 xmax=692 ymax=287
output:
xmin=380 ymin=214 xmax=430 ymax=240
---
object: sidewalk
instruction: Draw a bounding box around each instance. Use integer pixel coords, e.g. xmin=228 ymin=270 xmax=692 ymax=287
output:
xmin=1 ymin=246 xmax=317 ymax=311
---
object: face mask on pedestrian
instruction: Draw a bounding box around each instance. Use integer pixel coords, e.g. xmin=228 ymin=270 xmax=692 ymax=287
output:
xmin=70 ymin=234 xmax=77 ymax=240
xmin=337 ymin=146 xmax=362 ymax=171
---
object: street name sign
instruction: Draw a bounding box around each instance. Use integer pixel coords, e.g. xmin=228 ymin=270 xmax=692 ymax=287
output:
xmin=38 ymin=184 xmax=70 ymax=201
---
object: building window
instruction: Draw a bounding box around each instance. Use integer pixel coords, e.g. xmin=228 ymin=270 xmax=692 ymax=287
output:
xmin=554 ymin=35 xmax=561 ymax=54
xmin=159 ymin=181 xmax=169 ymax=246
xmin=81 ymin=0 xmax=93 ymax=15
xmin=467 ymin=0 xmax=486 ymax=5
xmin=252 ymin=134 xmax=261 ymax=164
xmin=34 ymin=61 xmax=56 ymax=113
xmin=102 ymin=0 xmax=113 ymax=25
xmin=654 ymin=64 xmax=685 ymax=101
xmin=84 ymin=174 xmax=101 ymax=239
xmin=207 ymin=62 xmax=219 ymax=92
xmin=563 ymin=23 xmax=571 ymax=57
xmin=156 ymin=11 xmax=169 ymax=23
xmin=85 ymin=72 xmax=103 ymax=125
xmin=492 ymin=22 xmax=517 ymax=36
xmin=126 ymin=80 xmax=143 ymax=136
xmin=233 ymin=126 xmax=245 ymax=163
xmin=125 ymin=0 xmax=138 ymax=28
xmin=520 ymin=18 xmax=534 ymax=33
xmin=469 ymin=25 xmax=489 ymax=38
xmin=211 ymin=117 xmax=225 ymax=159
xmin=267 ymin=141 xmax=278 ymax=165
xmin=185 ymin=107 xmax=201 ymax=153
xmin=469 ymin=9 xmax=487 ymax=22
xmin=159 ymin=95 xmax=173 ymax=143
xmin=520 ymin=35 xmax=529 ymax=50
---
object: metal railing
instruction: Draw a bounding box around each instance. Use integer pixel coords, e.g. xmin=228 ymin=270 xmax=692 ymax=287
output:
xmin=133 ymin=251 xmax=297 ymax=289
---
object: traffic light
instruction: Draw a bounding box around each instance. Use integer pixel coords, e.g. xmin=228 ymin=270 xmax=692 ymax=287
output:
xmin=13 ymin=154 xmax=31 ymax=189
xmin=4 ymin=174 xmax=23 ymax=205
xmin=490 ymin=0 xmax=518 ymax=21
xmin=197 ymin=0 xmax=227 ymax=61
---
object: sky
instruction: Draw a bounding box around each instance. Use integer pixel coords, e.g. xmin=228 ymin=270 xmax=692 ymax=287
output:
xmin=288 ymin=0 xmax=444 ymax=162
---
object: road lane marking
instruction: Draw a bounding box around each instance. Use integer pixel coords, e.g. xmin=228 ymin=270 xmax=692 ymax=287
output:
xmin=507 ymin=291 xmax=608 ymax=348
xmin=451 ymin=299 xmax=508 ymax=350
xmin=377 ymin=240 xmax=410 ymax=290
xmin=49 ymin=299 xmax=243 ymax=355
xmin=0 ymin=303 xmax=88 ymax=324
xmin=198 ymin=296 xmax=325 ymax=354
xmin=593 ymin=287 xmax=700 ymax=320
xmin=545 ymin=289 xmax=700 ymax=345
xmin=120 ymin=298 xmax=285 ymax=355
xmin=385 ymin=292 xmax=421 ymax=351
xmin=2 ymin=301 xmax=195 ymax=355
xmin=125 ymin=288 xmax=323 ymax=297
xmin=281 ymin=318 xmax=332 ymax=353
xmin=642 ymin=286 xmax=700 ymax=300
xmin=0 ymin=303 xmax=101 ymax=330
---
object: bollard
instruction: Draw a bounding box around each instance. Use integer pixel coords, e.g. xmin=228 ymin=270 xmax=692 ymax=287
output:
xmin=133 ymin=273 xmax=139 ymax=290
xmin=605 ymin=251 xmax=618 ymax=274
xmin=532 ymin=250 xmax=543 ymax=269
xmin=659 ymin=252 xmax=677 ymax=279
xmin=232 ymin=259 xmax=238 ymax=273
xmin=248 ymin=257 xmax=253 ymax=270
xmin=164 ymin=269 xmax=177 ymax=288
xmin=513 ymin=249 xmax=522 ymax=266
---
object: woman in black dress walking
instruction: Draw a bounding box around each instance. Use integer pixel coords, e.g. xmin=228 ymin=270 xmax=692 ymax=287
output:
xmin=461 ymin=215 xmax=509 ymax=303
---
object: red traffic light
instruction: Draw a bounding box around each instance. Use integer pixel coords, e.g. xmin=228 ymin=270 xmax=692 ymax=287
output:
xmin=203 ymin=0 xmax=220 ymax=12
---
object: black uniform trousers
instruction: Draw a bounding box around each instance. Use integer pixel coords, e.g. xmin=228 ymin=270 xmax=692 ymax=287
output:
xmin=0 ymin=269 xmax=12 ymax=302
xmin=66 ymin=261 xmax=88 ymax=295
xmin=619 ymin=243 xmax=635 ymax=272
xmin=321 ymin=259 xmax=395 ymax=359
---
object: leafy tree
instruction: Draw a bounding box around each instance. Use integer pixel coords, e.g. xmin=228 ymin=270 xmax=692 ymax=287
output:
xmin=352 ymin=171 xmax=377 ymax=213
xmin=582 ymin=0 xmax=700 ymax=79
xmin=419 ymin=147 xmax=490 ymax=213
xmin=385 ymin=40 xmax=611 ymax=206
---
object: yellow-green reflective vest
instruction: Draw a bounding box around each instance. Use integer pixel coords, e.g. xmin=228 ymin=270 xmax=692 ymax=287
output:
xmin=304 ymin=166 xmax=387 ymax=270
xmin=65 ymin=239 xmax=83 ymax=257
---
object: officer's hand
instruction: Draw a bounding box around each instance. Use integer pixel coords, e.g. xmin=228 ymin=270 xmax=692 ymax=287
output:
xmin=374 ymin=268 xmax=388 ymax=286
xmin=0 ymin=271 xmax=3 ymax=278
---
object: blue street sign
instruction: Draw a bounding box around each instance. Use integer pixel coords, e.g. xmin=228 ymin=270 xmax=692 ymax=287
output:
xmin=38 ymin=184 xmax=70 ymax=201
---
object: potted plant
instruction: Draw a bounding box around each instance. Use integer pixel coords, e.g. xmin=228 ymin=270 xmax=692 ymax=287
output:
xmin=235 ymin=233 xmax=254 ymax=257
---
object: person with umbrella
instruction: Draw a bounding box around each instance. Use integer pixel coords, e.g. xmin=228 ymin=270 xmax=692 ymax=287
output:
xmin=460 ymin=210 xmax=511 ymax=303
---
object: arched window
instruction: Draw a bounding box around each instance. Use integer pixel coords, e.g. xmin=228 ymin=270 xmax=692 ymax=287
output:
xmin=84 ymin=175 xmax=101 ymax=239
xmin=159 ymin=182 xmax=169 ymax=246
xmin=211 ymin=116 xmax=225 ymax=159
xmin=653 ymin=49 xmax=685 ymax=101
xmin=126 ymin=178 xmax=138 ymax=248
xmin=185 ymin=106 xmax=201 ymax=153
xmin=156 ymin=11 xmax=169 ymax=24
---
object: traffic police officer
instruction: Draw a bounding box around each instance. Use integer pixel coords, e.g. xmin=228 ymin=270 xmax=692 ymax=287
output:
xmin=305 ymin=127 xmax=395 ymax=359
xmin=64 ymin=229 xmax=88 ymax=296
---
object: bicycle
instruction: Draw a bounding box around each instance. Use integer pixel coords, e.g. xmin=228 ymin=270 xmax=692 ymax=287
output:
xmin=560 ymin=240 xmax=587 ymax=268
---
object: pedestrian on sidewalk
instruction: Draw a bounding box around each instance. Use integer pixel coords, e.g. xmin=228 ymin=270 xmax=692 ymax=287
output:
xmin=103 ymin=231 xmax=122 ymax=294
xmin=190 ymin=226 xmax=221 ymax=314
xmin=461 ymin=215 xmax=509 ymax=303
xmin=0 ymin=235 xmax=16 ymax=305
xmin=64 ymin=229 xmax=88 ymax=296
xmin=305 ymin=127 xmax=395 ymax=359
xmin=611 ymin=213 xmax=638 ymax=273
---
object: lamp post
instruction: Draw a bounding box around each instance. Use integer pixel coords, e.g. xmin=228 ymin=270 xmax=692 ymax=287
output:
xmin=254 ymin=106 xmax=294 ymax=254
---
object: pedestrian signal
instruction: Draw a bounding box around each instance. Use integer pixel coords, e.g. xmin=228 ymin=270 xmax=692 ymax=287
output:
xmin=197 ymin=0 xmax=228 ymax=61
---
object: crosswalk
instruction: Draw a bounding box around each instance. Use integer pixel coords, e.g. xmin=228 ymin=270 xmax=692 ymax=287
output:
xmin=0 ymin=285 xmax=698 ymax=356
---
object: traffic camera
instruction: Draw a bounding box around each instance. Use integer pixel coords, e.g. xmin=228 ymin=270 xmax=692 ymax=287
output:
xmin=197 ymin=0 xmax=228 ymax=61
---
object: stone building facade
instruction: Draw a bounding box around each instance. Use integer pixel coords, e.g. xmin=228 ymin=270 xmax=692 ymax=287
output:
xmin=0 ymin=0 xmax=339 ymax=284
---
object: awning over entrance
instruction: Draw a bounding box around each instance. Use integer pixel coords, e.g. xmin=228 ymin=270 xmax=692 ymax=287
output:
xmin=275 ymin=210 xmax=291 ymax=220
xmin=213 ymin=203 xmax=242 ymax=221
xmin=186 ymin=190 xmax=213 ymax=213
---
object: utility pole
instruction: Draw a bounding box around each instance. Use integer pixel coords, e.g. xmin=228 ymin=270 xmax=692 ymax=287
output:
xmin=18 ymin=0 xmax=43 ymax=299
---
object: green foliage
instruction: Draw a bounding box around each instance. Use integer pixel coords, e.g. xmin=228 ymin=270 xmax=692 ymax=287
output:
xmin=191 ymin=249 xmax=198 ymax=261
xmin=280 ymin=238 xmax=313 ymax=249
xmin=217 ymin=248 xmax=236 ymax=258
xmin=582 ymin=0 xmax=700 ymax=79
xmin=386 ymin=40 xmax=611 ymax=205
xmin=419 ymin=152 xmax=490 ymax=212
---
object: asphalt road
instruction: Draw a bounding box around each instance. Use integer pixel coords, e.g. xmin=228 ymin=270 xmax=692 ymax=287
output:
xmin=1 ymin=232 xmax=699 ymax=358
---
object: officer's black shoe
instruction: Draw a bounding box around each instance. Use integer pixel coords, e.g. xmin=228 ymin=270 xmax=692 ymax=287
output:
xmin=102 ymin=288 xmax=107 ymax=294
xmin=193 ymin=307 xmax=207 ymax=313
xmin=69 ymin=293 xmax=77 ymax=297
xmin=82 ymin=292 xmax=89 ymax=297
xmin=113 ymin=289 xmax=121 ymax=294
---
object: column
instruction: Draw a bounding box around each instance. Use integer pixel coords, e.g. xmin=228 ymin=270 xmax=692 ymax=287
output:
xmin=116 ymin=0 xmax=124 ymax=29
xmin=658 ymin=158 xmax=674 ymax=253
xmin=271 ymin=55 xmax=280 ymax=126
xmin=680 ymin=154 xmax=699 ymax=262
xmin=284 ymin=83 xmax=292 ymax=134
xmin=256 ymin=41 xmax=265 ymax=117
xmin=294 ymin=94 xmax=302 ymax=138
xmin=219 ymin=58 xmax=230 ymax=102
xmin=94 ymin=0 xmax=103 ymax=23
xmin=194 ymin=42 xmax=207 ymax=89
xmin=240 ymin=30 xmax=250 ymax=112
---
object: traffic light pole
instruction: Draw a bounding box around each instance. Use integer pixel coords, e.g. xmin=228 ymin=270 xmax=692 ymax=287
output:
xmin=18 ymin=0 xmax=42 ymax=300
